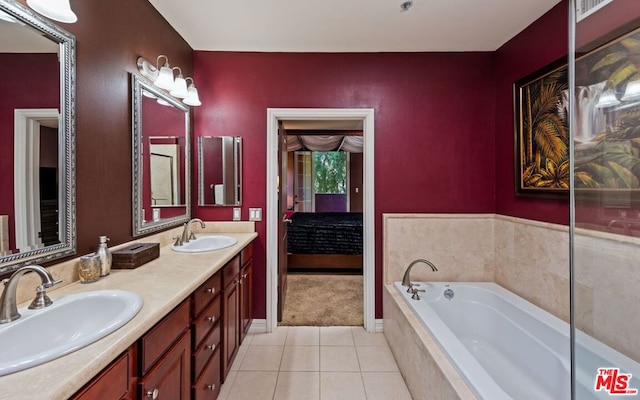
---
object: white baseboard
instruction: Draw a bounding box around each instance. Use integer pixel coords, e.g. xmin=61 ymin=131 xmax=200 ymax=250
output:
xmin=249 ymin=319 xmax=267 ymax=333
xmin=249 ymin=318 xmax=383 ymax=333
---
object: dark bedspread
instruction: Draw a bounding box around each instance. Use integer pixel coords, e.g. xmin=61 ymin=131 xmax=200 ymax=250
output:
xmin=287 ymin=212 xmax=363 ymax=255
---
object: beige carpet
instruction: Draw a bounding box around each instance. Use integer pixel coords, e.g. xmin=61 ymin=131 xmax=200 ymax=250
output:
xmin=281 ymin=273 xmax=364 ymax=326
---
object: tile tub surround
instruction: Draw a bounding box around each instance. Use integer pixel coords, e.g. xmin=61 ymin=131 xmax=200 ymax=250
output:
xmin=382 ymin=284 xmax=476 ymax=400
xmin=573 ymin=230 xmax=640 ymax=362
xmin=383 ymin=213 xmax=570 ymax=321
xmin=0 ymin=223 xmax=256 ymax=400
xmin=384 ymin=213 xmax=640 ymax=370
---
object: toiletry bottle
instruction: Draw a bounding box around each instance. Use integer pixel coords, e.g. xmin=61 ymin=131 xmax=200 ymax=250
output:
xmin=96 ymin=236 xmax=112 ymax=276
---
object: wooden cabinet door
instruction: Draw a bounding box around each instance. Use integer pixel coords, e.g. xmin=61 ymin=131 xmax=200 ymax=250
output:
xmin=139 ymin=331 xmax=191 ymax=400
xmin=222 ymin=278 xmax=239 ymax=382
xmin=240 ymin=259 xmax=253 ymax=341
xmin=71 ymin=347 xmax=137 ymax=400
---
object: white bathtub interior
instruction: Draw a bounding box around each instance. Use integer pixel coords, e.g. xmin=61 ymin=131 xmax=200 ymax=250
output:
xmin=393 ymin=282 xmax=640 ymax=400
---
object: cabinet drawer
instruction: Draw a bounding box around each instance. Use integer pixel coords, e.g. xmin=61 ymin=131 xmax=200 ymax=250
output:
xmin=140 ymin=300 xmax=190 ymax=375
xmin=193 ymin=295 xmax=221 ymax=349
xmin=192 ymin=324 xmax=221 ymax=380
xmin=240 ymin=243 xmax=253 ymax=266
xmin=192 ymin=347 xmax=221 ymax=400
xmin=222 ymin=256 xmax=240 ymax=288
xmin=192 ymin=271 xmax=221 ymax=317
xmin=72 ymin=347 xmax=135 ymax=400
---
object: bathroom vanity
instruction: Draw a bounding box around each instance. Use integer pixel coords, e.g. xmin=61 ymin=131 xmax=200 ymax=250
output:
xmin=0 ymin=229 xmax=257 ymax=400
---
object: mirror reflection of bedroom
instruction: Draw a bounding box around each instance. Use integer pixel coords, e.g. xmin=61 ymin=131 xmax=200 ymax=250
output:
xmin=280 ymin=119 xmax=364 ymax=327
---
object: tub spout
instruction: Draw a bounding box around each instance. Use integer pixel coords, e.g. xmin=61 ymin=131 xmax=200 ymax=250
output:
xmin=401 ymin=259 xmax=438 ymax=287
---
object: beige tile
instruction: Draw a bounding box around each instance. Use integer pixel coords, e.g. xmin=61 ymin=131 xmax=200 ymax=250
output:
xmin=320 ymin=346 xmax=360 ymax=372
xmin=231 ymin=341 xmax=251 ymax=371
xmin=351 ymin=327 xmax=389 ymax=346
xmin=241 ymin=333 xmax=254 ymax=346
xmin=320 ymin=326 xmax=354 ymax=346
xmin=320 ymin=372 xmax=366 ymax=400
xmin=226 ymin=371 xmax=278 ymax=400
xmin=273 ymin=371 xmax=320 ymax=400
xmin=356 ymin=346 xmax=399 ymax=372
xmin=362 ymin=372 xmax=412 ymax=400
xmin=285 ymin=326 xmax=320 ymax=345
xmin=251 ymin=327 xmax=289 ymax=346
xmin=238 ymin=345 xmax=284 ymax=371
xmin=217 ymin=370 xmax=237 ymax=400
xmin=280 ymin=345 xmax=320 ymax=371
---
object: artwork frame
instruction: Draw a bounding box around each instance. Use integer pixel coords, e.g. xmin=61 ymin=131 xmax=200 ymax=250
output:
xmin=514 ymin=25 xmax=640 ymax=203
xmin=513 ymin=58 xmax=569 ymax=199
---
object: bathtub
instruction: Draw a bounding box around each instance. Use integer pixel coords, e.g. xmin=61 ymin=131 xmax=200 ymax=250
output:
xmin=392 ymin=282 xmax=640 ymax=400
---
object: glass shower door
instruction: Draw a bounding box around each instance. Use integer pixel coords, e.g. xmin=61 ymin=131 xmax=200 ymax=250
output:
xmin=571 ymin=1 xmax=640 ymax=398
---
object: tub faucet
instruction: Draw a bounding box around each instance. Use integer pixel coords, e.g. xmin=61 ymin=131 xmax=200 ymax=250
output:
xmin=178 ymin=218 xmax=206 ymax=245
xmin=402 ymin=259 xmax=438 ymax=288
xmin=0 ymin=265 xmax=62 ymax=324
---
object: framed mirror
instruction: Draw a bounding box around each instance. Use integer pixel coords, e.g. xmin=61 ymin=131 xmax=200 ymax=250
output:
xmin=132 ymin=74 xmax=191 ymax=236
xmin=0 ymin=1 xmax=76 ymax=275
xmin=198 ymin=136 xmax=242 ymax=206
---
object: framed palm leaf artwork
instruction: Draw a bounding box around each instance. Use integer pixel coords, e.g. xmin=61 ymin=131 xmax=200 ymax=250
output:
xmin=515 ymin=26 xmax=640 ymax=202
xmin=514 ymin=58 xmax=569 ymax=198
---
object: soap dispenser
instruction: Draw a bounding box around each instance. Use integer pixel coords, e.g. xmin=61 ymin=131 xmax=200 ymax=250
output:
xmin=96 ymin=236 xmax=112 ymax=276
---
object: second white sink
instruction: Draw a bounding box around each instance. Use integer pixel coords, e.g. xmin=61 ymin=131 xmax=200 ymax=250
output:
xmin=0 ymin=289 xmax=143 ymax=376
xmin=172 ymin=235 xmax=238 ymax=253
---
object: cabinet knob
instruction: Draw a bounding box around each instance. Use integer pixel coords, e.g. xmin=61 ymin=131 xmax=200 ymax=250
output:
xmin=242 ymin=273 xmax=248 ymax=279
xmin=146 ymin=389 xmax=159 ymax=399
xmin=205 ymin=288 xmax=215 ymax=294
xmin=207 ymin=384 xmax=216 ymax=391
xmin=207 ymin=316 xmax=216 ymax=323
xmin=207 ymin=343 xmax=216 ymax=351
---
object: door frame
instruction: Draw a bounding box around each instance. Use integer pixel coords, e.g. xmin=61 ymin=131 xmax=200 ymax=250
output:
xmin=266 ymin=108 xmax=376 ymax=332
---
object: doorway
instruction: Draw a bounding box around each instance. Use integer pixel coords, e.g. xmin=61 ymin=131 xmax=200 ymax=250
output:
xmin=266 ymin=108 xmax=375 ymax=332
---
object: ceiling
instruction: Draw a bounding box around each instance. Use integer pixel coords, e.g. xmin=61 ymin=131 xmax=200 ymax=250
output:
xmin=148 ymin=0 xmax=561 ymax=52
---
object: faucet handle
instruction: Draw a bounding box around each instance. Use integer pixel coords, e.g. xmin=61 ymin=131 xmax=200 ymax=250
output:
xmin=410 ymin=288 xmax=425 ymax=300
xmin=406 ymin=282 xmax=420 ymax=293
xmin=173 ymin=235 xmax=182 ymax=246
xmin=43 ymin=279 xmax=63 ymax=289
xmin=188 ymin=230 xmax=197 ymax=241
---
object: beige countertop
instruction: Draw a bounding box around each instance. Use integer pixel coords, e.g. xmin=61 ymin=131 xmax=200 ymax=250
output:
xmin=0 ymin=229 xmax=257 ymax=400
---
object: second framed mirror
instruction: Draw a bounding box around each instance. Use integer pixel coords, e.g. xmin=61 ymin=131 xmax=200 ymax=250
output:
xmin=198 ymin=136 xmax=242 ymax=206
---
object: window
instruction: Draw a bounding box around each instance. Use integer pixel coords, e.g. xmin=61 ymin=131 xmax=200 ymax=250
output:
xmin=314 ymin=151 xmax=347 ymax=194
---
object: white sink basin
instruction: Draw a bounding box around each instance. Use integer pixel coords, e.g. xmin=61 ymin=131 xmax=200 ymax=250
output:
xmin=172 ymin=235 xmax=238 ymax=253
xmin=0 ymin=289 xmax=142 ymax=376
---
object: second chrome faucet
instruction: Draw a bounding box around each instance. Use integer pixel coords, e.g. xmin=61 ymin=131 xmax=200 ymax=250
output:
xmin=174 ymin=218 xmax=206 ymax=246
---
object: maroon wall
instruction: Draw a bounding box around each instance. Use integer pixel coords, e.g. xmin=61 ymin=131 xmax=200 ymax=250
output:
xmin=193 ymin=51 xmax=496 ymax=318
xmin=0 ymin=53 xmax=59 ymax=251
xmin=493 ymin=2 xmax=570 ymax=224
xmin=10 ymin=0 xmax=193 ymax=258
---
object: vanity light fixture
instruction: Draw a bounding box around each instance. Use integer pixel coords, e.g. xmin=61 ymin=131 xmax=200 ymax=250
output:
xmin=183 ymin=77 xmax=202 ymax=107
xmin=621 ymin=79 xmax=640 ymax=102
xmin=26 ymin=0 xmax=77 ymax=23
xmin=170 ymin=67 xmax=188 ymax=99
xmin=136 ymin=56 xmax=201 ymax=106
xmin=595 ymin=88 xmax=620 ymax=108
xmin=154 ymin=55 xmax=174 ymax=90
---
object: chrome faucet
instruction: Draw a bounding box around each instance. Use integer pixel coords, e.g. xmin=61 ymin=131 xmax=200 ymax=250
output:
xmin=0 ymin=265 xmax=62 ymax=324
xmin=176 ymin=218 xmax=206 ymax=246
xmin=401 ymin=258 xmax=438 ymax=288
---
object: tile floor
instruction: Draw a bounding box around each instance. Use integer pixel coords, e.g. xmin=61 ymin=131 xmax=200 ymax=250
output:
xmin=218 ymin=326 xmax=413 ymax=400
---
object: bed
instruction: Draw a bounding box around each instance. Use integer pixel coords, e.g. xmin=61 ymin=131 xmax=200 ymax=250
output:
xmin=286 ymin=212 xmax=363 ymax=271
